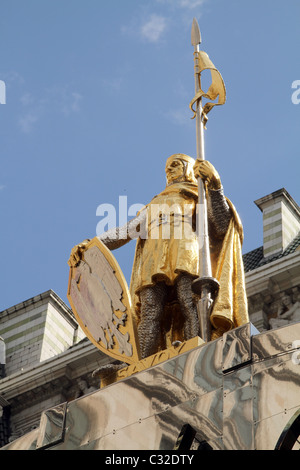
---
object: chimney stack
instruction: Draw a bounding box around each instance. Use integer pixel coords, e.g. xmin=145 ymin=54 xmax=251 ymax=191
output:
xmin=255 ymin=188 xmax=300 ymax=258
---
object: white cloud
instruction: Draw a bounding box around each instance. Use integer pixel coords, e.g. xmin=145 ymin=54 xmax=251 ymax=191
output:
xmin=0 ymin=185 xmax=5 ymax=191
xmin=122 ymin=0 xmax=206 ymax=45
xmin=101 ymin=77 xmax=123 ymax=93
xmin=61 ymin=91 xmax=83 ymax=116
xmin=0 ymin=71 xmax=25 ymax=86
xmin=157 ymin=0 xmax=206 ymax=8
xmin=178 ymin=0 xmax=206 ymax=8
xmin=18 ymin=87 xmax=83 ymax=133
xmin=18 ymin=112 xmax=39 ymax=134
xmin=163 ymin=106 xmax=191 ymax=126
xmin=20 ymin=93 xmax=34 ymax=106
xmin=140 ymin=14 xmax=167 ymax=43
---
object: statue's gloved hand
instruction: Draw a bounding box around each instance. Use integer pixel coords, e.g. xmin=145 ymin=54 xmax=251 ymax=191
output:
xmin=193 ymin=160 xmax=221 ymax=190
xmin=68 ymin=239 xmax=90 ymax=267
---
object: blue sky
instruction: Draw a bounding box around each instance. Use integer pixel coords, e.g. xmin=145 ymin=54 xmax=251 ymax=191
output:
xmin=0 ymin=0 xmax=299 ymax=312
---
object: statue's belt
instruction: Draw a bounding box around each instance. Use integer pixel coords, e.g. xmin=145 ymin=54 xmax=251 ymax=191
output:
xmin=148 ymin=213 xmax=193 ymax=227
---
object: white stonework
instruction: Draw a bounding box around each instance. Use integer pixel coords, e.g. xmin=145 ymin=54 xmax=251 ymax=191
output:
xmin=255 ymin=188 xmax=300 ymax=258
xmin=246 ymin=250 xmax=300 ymax=331
xmin=0 ymin=291 xmax=85 ymax=376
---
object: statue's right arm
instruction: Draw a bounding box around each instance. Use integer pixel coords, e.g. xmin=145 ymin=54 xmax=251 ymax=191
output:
xmin=97 ymin=208 xmax=147 ymax=251
xmin=68 ymin=209 xmax=147 ymax=267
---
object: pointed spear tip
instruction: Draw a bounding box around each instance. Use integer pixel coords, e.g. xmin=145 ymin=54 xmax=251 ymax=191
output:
xmin=191 ymin=17 xmax=201 ymax=46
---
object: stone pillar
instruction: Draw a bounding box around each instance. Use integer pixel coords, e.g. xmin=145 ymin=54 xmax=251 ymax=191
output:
xmin=0 ymin=336 xmax=5 ymax=379
xmin=0 ymin=336 xmax=10 ymax=447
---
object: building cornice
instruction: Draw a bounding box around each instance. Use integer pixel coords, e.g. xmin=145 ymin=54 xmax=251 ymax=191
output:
xmin=0 ymin=289 xmax=77 ymax=329
xmin=0 ymin=339 xmax=109 ymax=403
xmin=245 ymin=249 xmax=300 ymax=296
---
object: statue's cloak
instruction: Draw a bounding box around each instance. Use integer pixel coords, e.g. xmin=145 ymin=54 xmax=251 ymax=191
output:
xmin=129 ymin=182 xmax=249 ymax=345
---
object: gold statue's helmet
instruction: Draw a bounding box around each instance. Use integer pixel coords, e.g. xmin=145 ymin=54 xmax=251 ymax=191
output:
xmin=165 ymin=153 xmax=196 ymax=184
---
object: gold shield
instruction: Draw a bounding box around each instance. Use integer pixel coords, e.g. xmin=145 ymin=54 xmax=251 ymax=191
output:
xmin=67 ymin=237 xmax=140 ymax=364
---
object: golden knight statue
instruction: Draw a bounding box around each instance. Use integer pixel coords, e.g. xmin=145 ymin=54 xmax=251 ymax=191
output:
xmin=69 ymin=154 xmax=249 ymax=363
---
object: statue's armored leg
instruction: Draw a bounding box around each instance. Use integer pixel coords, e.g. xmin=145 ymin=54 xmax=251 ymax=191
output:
xmin=138 ymin=282 xmax=167 ymax=359
xmin=176 ymin=274 xmax=200 ymax=340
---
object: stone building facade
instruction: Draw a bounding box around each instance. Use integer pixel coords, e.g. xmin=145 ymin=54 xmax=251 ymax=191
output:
xmin=243 ymin=188 xmax=300 ymax=332
xmin=0 ymin=291 xmax=110 ymax=446
xmin=0 ymin=187 xmax=299 ymax=448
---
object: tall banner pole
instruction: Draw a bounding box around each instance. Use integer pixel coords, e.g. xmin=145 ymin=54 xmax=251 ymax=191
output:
xmin=191 ymin=18 xmax=220 ymax=342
